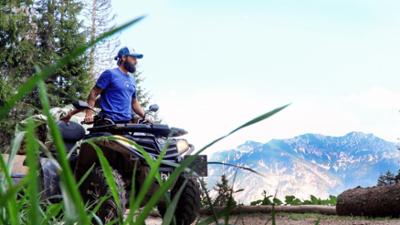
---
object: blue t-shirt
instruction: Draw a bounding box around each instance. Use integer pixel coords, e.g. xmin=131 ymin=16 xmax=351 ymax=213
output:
xmin=95 ymin=68 xmax=136 ymax=122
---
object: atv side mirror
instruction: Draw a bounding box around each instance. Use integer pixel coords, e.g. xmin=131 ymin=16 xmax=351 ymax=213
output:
xmin=72 ymin=100 xmax=93 ymax=111
xmin=149 ymin=104 xmax=159 ymax=113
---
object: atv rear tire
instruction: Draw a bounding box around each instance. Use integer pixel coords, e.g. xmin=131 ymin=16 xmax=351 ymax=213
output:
xmin=158 ymin=175 xmax=201 ymax=225
xmin=80 ymin=166 xmax=126 ymax=223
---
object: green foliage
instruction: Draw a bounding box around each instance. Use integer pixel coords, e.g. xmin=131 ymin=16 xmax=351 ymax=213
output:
xmin=0 ymin=0 xmax=38 ymax=151
xmin=0 ymin=0 xmax=92 ymax=151
xmin=250 ymin=190 xmax=272 ymax=206
xmin=250 ymin=191 xmax=283 ymax=206
xmin=251 ymin=192 xmax=337 ymax=206
xmin=377 ymin=169 xmax=400 ymax=186
xmin=133 ymin=71 xmax=151 ymax=109
xmin=35 ymin=0 xmax=93 ymax=106
xmin=199 ymin=178 xmax=212 ymax=208
xmin=273 ymin=196 xmax=283 ymax=205
xmin=213 ymin=174 xmax=238 ymax=208
xmin=285 ymin=195 xmax=302 ymax=205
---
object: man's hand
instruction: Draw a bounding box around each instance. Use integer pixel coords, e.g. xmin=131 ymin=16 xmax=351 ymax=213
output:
xmin=60 ymin=111 xmax=73 ymax=123
xmin=60 ymin=108 xmax=82 ymax=123
xmin=143 ymin=114 xmax=154 ymax=124
xmin=84 ymin=110 xmax=94 ymax=124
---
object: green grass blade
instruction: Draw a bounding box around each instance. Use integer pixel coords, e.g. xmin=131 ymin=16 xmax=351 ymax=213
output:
xmin=81 ymin=136 xmax=157 ymax=171
xmin=6 ymin=131 xmax=25 ymax=169
xmin=197 ymin=207 xmax=232 ymax=225
xmin=90 ymin=194 xmax=111 ymax=220
xmin=200 ymin=104 xmax=290 ymax=152
xmin=197 ymin=178 xmax=219 ymax=225
xmin=0 ymin=178 xmax=28 ymax=207
xmin=87 ymin=141 xmax=122 ymax=216
xmin=24 ymin=118 xmax=42 ymax=225
xmin=161 ymin=178 xmax=188 ymax=225
xmin=124 ymin=160 xmax=138 ymax=224
xmin=41 ymin=203 xmax=63 ymax=225
xmin=208 ymin=161 xmax=264 ymax=177
xmin=0 ymin=155 xmax=22 ymax=225
xmin=78 ymin=135 xmax=165 ymax=225
xmin=37 ymin=80 xmax=89 ymax=224
xmin=77 ymin=164 xmax=95 ymax=187
xmin=227 ymin=104 xmax=290 ymax=136
xmin=130 ymin=146 xmax=168 ymax=225
xmin=0 ymin=151 xmax=15 ymax=188
xmin=0 ymin=15 xmax=146 ymax=120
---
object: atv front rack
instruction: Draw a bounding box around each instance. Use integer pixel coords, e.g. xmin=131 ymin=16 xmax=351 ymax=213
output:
xmin=87 ymin=123 xmax=188 ymax=137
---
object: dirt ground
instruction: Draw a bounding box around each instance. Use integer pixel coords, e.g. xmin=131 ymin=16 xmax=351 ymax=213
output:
xmin=145 ymin=213 xmax=400 ymax=225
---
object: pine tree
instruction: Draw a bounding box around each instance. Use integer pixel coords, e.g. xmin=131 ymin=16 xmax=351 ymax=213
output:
xmin=385 ymin=170 xmax=396 ymax=185
xmin=0 ymin=0 xmax=38 ymax=150
xmin=377 ymin=173 xmax=387 ymax=186
xmin=37 ymin=0 xmax=92 ymax=105
xmin=84 ymin=0 xmax=120 ymax=80
xmin=377 ymin=170 xmax=396 ymax=186
xmin=35 ymin=0 xmax=90 ymax=106
xmin=199 ymin=178 xmax=212 ymax=208
xmin=133 ymin=71 xmax=151 ymax=108
xmin=213 ymin=174 xmax=237 ymax=207
xmin=395 ymin=169 xmax=400 ymax=184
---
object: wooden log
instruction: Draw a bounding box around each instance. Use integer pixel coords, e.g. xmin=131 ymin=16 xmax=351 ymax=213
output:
xmin=1 ymin=154 xmax=28 ymax=174
xmin=199 ymin=205 xmax=336 ymax=215
xmin=336 ymin=184 xmax=400 ymax=217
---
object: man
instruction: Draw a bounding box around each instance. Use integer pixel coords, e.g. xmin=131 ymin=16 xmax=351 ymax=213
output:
xmin=62 ymin=47 xmax=146 ymax=124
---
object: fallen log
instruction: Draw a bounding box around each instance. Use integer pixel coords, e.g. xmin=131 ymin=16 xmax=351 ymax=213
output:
xmin=199 ymin=205 xmax=336 ymax=215
xmin=336 ymin=184 xmax=400 ymax=217
xmin=1 ymin=154 xmax=28 ymax=174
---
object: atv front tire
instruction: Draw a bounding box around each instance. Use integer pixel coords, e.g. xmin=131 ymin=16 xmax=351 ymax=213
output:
xmin=80 ymin=166 xmax=126 ymax=223
xmin=158 ymin=175 xmax=201 ymax=225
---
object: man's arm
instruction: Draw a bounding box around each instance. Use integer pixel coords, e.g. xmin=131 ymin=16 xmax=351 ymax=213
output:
xmin=87 ymin=86 xmax=102 ymax=108
xmin=131 ymin=98 xmax=145 ymax=118
xmin=60 ymin=86 xmax=102 ymax=123
xmin=84 ymin=86 xmax=103 ymax=122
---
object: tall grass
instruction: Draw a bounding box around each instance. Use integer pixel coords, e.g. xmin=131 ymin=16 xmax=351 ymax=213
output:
xmin=0 ymin=14 xmax=290 ymax=224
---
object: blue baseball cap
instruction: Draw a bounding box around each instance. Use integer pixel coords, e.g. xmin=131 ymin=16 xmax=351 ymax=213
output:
xmin=114 ymin=47 xmax=143 ymax=60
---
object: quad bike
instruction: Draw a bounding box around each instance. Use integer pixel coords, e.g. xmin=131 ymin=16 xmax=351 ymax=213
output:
xmin=8 ymin=101 xmax=208 ymax=224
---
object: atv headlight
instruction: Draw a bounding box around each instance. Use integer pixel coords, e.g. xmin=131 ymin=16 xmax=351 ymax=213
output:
xmin=176 ymin=139 xmax=190 ymax=154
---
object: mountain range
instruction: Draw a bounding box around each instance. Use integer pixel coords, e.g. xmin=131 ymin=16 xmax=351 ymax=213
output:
xmin=207 ymin=132 xmax=400 ymax=203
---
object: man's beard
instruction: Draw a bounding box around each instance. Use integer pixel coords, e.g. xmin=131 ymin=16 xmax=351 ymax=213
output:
xmin=124 ymin=61 xmax=136 ymax=73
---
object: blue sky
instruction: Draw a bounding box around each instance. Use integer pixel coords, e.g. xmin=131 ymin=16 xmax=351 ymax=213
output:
xmin=110 ymin=0 xmax=400 ymax=153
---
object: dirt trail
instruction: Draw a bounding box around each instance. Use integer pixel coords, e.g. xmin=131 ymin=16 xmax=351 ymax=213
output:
xmin=145 ymin=213 xmax=400 ymax=225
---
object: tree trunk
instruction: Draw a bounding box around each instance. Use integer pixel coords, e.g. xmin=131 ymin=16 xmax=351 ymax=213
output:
xmin=336 ymin=185 xmax=400 ymax=217
xmin=88 ymin=0 xmax=97 ymax=80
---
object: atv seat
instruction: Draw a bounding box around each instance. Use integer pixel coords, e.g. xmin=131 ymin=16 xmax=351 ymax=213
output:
xmin=57 ymin=121 xmax=85 ymax=151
